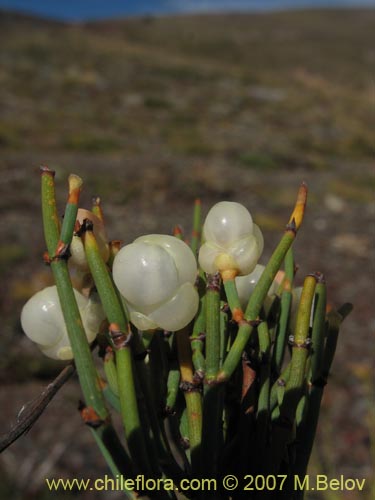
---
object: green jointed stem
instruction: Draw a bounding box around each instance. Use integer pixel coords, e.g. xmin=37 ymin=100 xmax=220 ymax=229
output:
xmin=41 ymin=167 xmax=60 ymax=255
xmin=141 ymin=332 xmax=184 ymax=478
xmin=82 ymin=227 xmax=128 ymax=329
xmin=191 ymin=198 xmax=201 ymax=257
xmin=191 ymin=271 xmax=207 ymax=378
xmin=296 ymin=358 xmax=311 ymax=428
xmin=205 ymin=273 xmax=221 ymax=382
xmin=41 ymin=168 xmax=107 ymax=420
xmin=218 ymin=182 xmax=307 ymax=382
xmin=281 ymin=275 xmax=316 ymax=422
xmin=129 ymin=331 xmax=184 ymax=482
xmin=116 ymin=347 xmax=153 ymax=472
xmin=310 ymin=277 xmax=327 ymax=384
xmin=173 ymin=225 xmax=184 ymax=240
xmin=294 ymin=305 xmax=352 ymax=483
xmin=256 ymin=320 xmax=271 ymax=449
xmin=176 ymin=327 xmax=202 ymax=470
xmin=104 ymin=348 xmax=119 ymax=396
xmin=58 ymin=174 xmax=82 ymax=249
xmin=90 ymin=428 xmax=136 ymax=499
xmin=191 ymin=298 xmax=206 ymax=378
xmin=166 ymin=367 xmax=180 ymax=412
xmin=223 ymin=277 xmax=243 ymax=322
xmin=218 ymin=232 xmax=295 ymax=382
xmin=201 ymin=273 xmax=223 ymax=480
xmin=41 ymin=169 xmax=134 ymax=487
xmin=82 ymin=226 xmax=151 ymax=475
xmin=103 ymin=384 xmax=121 ymax=413
xmin=268 ymin=275 xmax=316 ymax=474
xmin=270 ymin=363 xmax=291 ymax=415
xmin=51 ymin=265 xmax=108 ymax=417
xmin=273 ymin=247 xmax=294 ymax=374
xmin=92 ymin=196 xmax=104 ymax=222
xmin=219 ymin=302 xmax=228 ymax=366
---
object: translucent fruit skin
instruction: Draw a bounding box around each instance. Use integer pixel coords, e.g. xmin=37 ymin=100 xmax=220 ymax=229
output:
xmin=235 ymin=264 xmax=279 ymax=310
xmin=70 ymin=209 xmax=109 ymax=271
xmin=199 ymin=201 xmax=264 ymax=275
xmin=21 ymin=286 xmax=104 ymax=360
xmin=112 ymin=235 xmax=199 ymax=331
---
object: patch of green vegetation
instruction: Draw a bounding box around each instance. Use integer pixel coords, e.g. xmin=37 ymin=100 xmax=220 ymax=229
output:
xmin=61 ymin=133 xmax=121 ymax=152
xmin=238 ymin=151 xmax=277 ymax=170
xmin=143 ymin=95 xmax=172 ymax=109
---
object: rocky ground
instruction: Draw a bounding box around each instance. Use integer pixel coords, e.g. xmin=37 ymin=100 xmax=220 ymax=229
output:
xmin=0 ymin=8 xmax=374 ymax=499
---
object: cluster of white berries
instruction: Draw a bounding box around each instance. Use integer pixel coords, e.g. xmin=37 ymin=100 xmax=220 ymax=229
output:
xmin=21 ymin=202 xmax=269 ymax=360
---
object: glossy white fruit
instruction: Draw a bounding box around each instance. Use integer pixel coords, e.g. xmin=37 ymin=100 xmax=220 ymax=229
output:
xmin=199 ymin=201 xmax=264 ymax=275
xmin=112 ymin=235 xmax=199 ymax=331
xmin=235 ymin=264 xmax=280 ymax=310
xmin=21 ymin=286 xmax=104 ymax=360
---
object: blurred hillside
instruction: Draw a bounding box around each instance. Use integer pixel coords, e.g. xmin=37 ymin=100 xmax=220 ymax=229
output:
xmin=0 ymin=9 xmax=374 ymax=162
xmin=0 ymin=8 xmax=374 ymax=499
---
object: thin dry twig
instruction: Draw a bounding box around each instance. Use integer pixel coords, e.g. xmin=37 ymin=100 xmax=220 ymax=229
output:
xmin=0 ymin=363 xmax=75 ymax=453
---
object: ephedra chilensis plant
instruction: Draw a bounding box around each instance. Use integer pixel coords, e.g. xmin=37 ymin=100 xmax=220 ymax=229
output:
xmin=17 ymin=167 xmax=352 ymax=499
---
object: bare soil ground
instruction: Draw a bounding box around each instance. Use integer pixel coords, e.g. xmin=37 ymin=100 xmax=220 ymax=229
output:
xmin=0 ymin=8 xmax=374 ymax=499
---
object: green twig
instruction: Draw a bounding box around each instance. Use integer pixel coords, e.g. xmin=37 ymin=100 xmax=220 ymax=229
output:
xmin=81 ymin=222 xmax=152 ymax=476
xmin=40 ymin=168 xmax=132 ymax=489
xmin=41 ymin=167 xmax=107 ymax=419
xmin=294 ymin=303 xmax=352 ymax=484
xmin=270 ymin=274 xmax=316 ymax=475
xmin=191 ymin=272 xmax=207 ymax=380
xmin=176 ymin=326 xmax=202 ymax=472
xmin=273 ymin=247 xmax=294 ymax=374
xmin=201 ymin=273 xmax=223 ymax=481
xmin=218 ymin=182 xmax=308 ymax=383
xmin=310 ymin=275 xmax=327 ymax=384
xmin=191 ymin=198 xmax=201 ymax=258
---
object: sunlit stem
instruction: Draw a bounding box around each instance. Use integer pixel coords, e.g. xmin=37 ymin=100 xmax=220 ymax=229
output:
xmin=190 ymin=271 xmax=207 ymax=380
xmin=273 ymin=247 xmax=294 ymax=374
xmin=270 ymin=274 xmax=316 ymax=473
xmin=310 ymin=275 xmax=327 ymax=384
xmin=173 ymin=225 xmax=184 ymax=240
xmin=176 ymin=326 xmax=202 ymax=473
xmin=103 ymin=347 xmax=119 ymax=396
xmin=281 ymin=275 xmax=316 ymax=423
xmin=222 ymin=269 xmax=244 ymax=323
xmin=217 ymin=182 xmax=308 ymax=383
xmin=191 ymin=198 xmax=201 ymax=257
xmin=293 ymin=303 xmax=352 ymax=491
xmin=201 ymin=273 xmax=223 ymax=481
xmin=256 ymin=320 xmax=271 ymax=450
xmin=56 ymin=174 xmax=82 ymax=253
xmin=82 ymin=224 xmax=152 ymax=476
xmin=40 ymin=167 xmax=107 ymax=419
xmin=92 ymin=196 xmax=104 ymax=222
xmin=40 ymin=168 xmax=132 ymax=487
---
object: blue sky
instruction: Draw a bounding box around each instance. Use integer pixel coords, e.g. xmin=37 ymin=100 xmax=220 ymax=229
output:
xmin=0 ymin=0 xmax=373 ymax=21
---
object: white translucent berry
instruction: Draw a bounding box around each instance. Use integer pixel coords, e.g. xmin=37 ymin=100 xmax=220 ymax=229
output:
xmin=112 ymin=235 xmax=199 ymax=331
xmin=70 ymin=208 xmax=109 ymax=270
xmin=199 ymin=201 xmax=264 ymax=276
xmin=235 ymin=264 xmax=281 ymax=310
xmin=21 ymin=286 xmax=104 ymax=360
